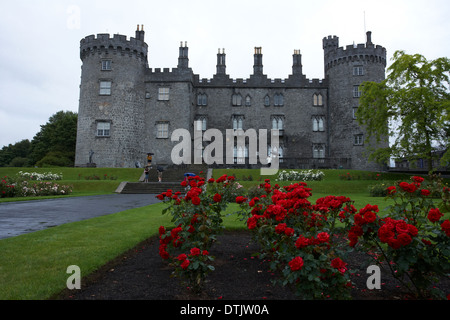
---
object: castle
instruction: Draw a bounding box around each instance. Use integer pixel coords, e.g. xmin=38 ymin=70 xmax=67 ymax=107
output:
xmin=74 ymin=25 xmax=388 ymax=170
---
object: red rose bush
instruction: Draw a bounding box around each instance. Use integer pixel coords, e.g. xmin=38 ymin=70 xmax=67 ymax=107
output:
xmin=348 ymin=175 xmax=450 ymax=299
xmin=157 ymin=174 xmax=239 ymax=292
xmin=236 ymin=180 xmax=356 ymax=299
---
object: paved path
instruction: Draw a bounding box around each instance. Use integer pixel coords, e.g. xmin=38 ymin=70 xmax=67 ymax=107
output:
xmin=0 ymin=194 xmax=161 ymax=240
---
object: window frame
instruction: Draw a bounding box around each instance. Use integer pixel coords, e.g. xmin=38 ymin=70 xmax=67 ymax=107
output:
xmin=96 ymin=121 xmax=111 ymax=137
xmin=158 ymin=87 xmax=170 ymax=101
xmin=99 ymin=80 xmax=112 ymax=96
xmin=156 ymin=122 xmax=169 ymax=139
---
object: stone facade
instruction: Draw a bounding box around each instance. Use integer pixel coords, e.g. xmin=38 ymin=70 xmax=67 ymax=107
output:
xmin=75 ymin=26 xmax=388 ymax=170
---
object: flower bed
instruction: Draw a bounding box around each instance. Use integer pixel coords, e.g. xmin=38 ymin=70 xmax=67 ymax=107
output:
xmin=276 ymin=169 xmax=324 ymax=181
xmin=157 ymin=174 xmax=450 ymax=299
xmin=1 ymin=171 xmax=72 ymax=198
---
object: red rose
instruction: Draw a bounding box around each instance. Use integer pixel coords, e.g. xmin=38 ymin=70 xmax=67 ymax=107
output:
xmin=177 ymin=253 xmax=187 ymax=261
xmin=288 ymin=256 xmax=304 ymax=271
xmin=412 ymin=176 xmax=424 ymax=185
xmin=181 ymin=180 xmax=187 ymax=187
xmin=275 ymin=223 xmax=287 ymax=234
xmin=399 ymin=182 xmax=417 ymax=193
xmin=181 ymin=259 xmax=190 ymax=270
xmin=441 ymin=219 xmax=450 ymax=237
xmin=331 ymin=258 xmax=347 ymax=274
xmin=213 ymin=193 xmax=222 ymax=203
xmin=397 ymin=233 xmax=412 ymax=246
xmin=190 ymin=247 xmax=201 ymax=256
xmin=236 ymin=196 xmax=248 ymax=204
xmin=386 ymin=186 xmax=396 ymax=194
xmin=158 ymin=226 xmax=166 ymax=235
xmin=317 ymin=232 xmax=330 ymax=243
xmin=191 ymin=196 xmax=201 ymax=206
xmin=295 ymin=235 xmax=310 ymax=248
xmin=364 ymin=211 xmax=377 ymax=223
xmin=420 ymin=189 xmax=431 ymax=196
xmin=428 ymin=208 xmax=443 ymax=223
xmin=284 ymin=227 xmax=295 ymax=237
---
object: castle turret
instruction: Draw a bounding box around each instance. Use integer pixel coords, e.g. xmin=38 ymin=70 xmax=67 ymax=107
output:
xmin=75 ymin=26 xmax=148 ymax=167
xmin=323 ymin=31 xmax=388 ymax=170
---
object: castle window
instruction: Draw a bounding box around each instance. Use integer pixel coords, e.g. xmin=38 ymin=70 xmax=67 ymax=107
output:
xmin=232 ymin=94 xmax=242 ymax=106
xmin=271 ymin=116 xmax=284 ymax=130
xmin=354 ymin=134 xmax=364 ymax=145
xmin=274 ymin=94 xmax=284 ymax=106
xmin=232 ymin=116 xmax=244 ymax=130
xmin=313 ymin=94 xmax=323 ymax=106
xmin=313 ymin=144 xmax=325 ymax=159
xmin=312 ymin=116 xmax=325 ymax=132
xmin=353 ymin=66 xmax=364 ymax=76
xmin=195 ymin=117 xmax=207 ymax=131
xmin=99 ymin=81 xmax=111 ymax=95
xmin=268 ymin=145 xmax=283 ymax=162
xmin=245 ymin=95 xmax=252 ymax=106
xmin=101 ymin=60 xmax=112 ymax=71
xmin=156 ymin=122 xmax=169 ymax=138
xmin=264 ymin=95 xmax=270 ymax=107
xmin=353 ymin=85 xmax=362 ymax=98
xmin=158 ymin=88 xmax=170 ymax=101
xmin=96 ymin=121 xmax=110 ymax=137
xmin=197 ymin=93 xmax=208 ymax=106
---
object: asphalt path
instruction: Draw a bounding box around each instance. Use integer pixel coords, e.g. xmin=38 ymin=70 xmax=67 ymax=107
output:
xmin=0 ymin=194 xmax=161 ymax=240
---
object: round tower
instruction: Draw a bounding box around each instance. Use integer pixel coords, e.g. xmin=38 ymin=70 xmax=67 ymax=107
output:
xmin=323 ymin=31 xmax=388 ymax=170
xmin=75 ymin=26 xmax=148 ymax=167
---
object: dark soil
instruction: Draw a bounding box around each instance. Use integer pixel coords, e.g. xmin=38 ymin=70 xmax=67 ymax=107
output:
xmin=55 ymin=230 xmax=450 ymax=302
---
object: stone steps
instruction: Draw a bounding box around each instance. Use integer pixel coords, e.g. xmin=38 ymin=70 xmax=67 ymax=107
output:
xmin=115 ymin=165 xmax=210 ymax=194
xmin=116 ymin=181 xmax=185 ymax=194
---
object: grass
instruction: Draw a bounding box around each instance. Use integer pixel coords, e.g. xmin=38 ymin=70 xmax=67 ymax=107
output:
xmin=0 ymin=167 xmax=447 ymax=299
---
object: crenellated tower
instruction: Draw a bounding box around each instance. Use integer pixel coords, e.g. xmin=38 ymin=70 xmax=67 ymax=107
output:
xmin=75 ymin=25 xmax=149 ymax=167
xmin=323 ymin=31 xmax=388 ymax=170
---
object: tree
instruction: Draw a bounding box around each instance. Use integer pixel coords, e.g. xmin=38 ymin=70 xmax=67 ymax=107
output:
xmin=357 ymin=51 xmax=450 ymax=172
xmin=29 ymin=111 xmax=78 ymax=166
xmin=0 ymin=139 xmax=31 ymax=167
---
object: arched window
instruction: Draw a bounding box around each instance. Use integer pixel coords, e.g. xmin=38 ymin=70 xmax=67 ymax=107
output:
xmin=245 ymin=95 xmax=252 ymax=106
xmin=313 ymin=94 xmax=323 ymax=106
xmin=312 ymin=116 xmax=325 ymax=132
xmin=197 ymin=93 xmax=207 ymax=106
xmin=232 ymin=93 xmax=242 ymax=106
xmin=274 ymin=93 xmax=284 ymax=106
xmin=264 ymin=95 xmax=270 ymax=107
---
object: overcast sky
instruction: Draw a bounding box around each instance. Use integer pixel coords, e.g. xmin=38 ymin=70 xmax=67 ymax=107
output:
xmin=0 ymin=0 xmax=449 ymax=148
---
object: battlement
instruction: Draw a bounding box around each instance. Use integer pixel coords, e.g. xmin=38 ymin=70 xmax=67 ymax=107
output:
xmin=323 ymin=32 xmax=387 ymax=72
xmin=80 ymin=33 xmax=148 ymax=61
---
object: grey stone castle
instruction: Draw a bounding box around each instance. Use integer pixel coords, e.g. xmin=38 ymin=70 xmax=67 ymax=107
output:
xmin=75 ymin=25 xmax=388 ymax=170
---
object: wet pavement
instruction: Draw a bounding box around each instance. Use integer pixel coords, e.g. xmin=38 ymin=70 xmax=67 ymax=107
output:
xmin=0 ymin=194 xmax=161 ymax=240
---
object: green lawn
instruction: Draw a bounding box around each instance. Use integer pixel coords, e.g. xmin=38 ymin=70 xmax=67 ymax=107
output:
xmin=0 ymin=167 xmax=446 ymax=299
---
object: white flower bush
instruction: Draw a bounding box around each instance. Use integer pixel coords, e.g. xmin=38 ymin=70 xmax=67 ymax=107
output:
xmin=19 ymin=181 xmax=72 ymax=197
xmin=17 ymin=171 xmax=63 ymax=181
xmin=276 ymin=169 xmax=325 ymax=182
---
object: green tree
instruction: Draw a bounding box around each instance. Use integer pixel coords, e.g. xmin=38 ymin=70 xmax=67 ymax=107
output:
xmin=0 ymin=139 xmax=31 ymax=167
xmin=30 ymin=111 xmax=78 ymax=166
xmin=357 ymin=51 xmax=450 ymax=172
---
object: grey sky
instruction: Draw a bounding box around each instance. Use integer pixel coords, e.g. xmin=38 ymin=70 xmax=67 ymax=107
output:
xmin=0 ymin=0 xmax=449 ymax=148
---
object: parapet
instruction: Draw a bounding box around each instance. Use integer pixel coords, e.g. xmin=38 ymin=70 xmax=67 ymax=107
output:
xmin=80 ymin=33 xmax=148 ymax=61
xmin=323 ymin=32 xmax=386 ymax=72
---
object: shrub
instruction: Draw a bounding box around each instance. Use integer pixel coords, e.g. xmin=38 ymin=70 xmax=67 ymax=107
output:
xmin=368 ymin=183 xmax=389 ymax=197
xmin=236 ymin=180 xmax=355 ymax=299
xmin=349 ymin=175 xmax=450 ymax=299
xmin=157 ymin=174 xmax=236 ymax=293
xmin=276 ymin=169 xmax=324 ymax=182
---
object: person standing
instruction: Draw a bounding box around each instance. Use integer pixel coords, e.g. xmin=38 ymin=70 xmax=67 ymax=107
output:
xmin=144 ymin=166 xmax=150 ymax=182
